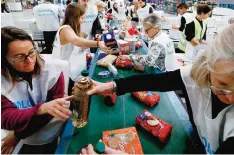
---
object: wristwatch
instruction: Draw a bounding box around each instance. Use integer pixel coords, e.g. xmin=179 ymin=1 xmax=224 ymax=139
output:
xmin=112 ymin=81 xmax=117 ymax=93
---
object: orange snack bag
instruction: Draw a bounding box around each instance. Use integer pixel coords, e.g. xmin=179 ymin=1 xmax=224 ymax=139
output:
xmin=102 ymin=127 xmax=144 ymax=154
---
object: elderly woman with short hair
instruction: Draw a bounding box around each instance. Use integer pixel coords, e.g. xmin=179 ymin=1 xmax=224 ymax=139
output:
xmin=81 ymin=24 xmax=234 ymax=154
xmin=129 ymin=13 xmax=179 ymax=72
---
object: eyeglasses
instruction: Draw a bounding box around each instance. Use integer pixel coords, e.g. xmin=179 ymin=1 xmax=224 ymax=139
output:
xmin=208 ymin=73 xmax=234 ymax=95
xmin=6 ymin=47 xmax=38 ymax=63
xmin=144 ymin=27 xmax=154 ymax=33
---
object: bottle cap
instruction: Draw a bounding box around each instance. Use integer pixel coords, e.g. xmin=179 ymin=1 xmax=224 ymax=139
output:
xmin=94 ymin=141 xmax=105 ymax=154
xmin=81 ymin=70 xmax=89 ymax=77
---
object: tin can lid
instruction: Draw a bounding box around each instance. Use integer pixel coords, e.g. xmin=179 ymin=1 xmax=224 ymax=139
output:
xmin=94 ymin=141 xmax=105 ymax=154
xmin=81 ymin=70 xmax=89 ymax=77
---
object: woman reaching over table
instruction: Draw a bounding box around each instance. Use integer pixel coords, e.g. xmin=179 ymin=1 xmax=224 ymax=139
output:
xmin=52 ymin=3 xmax=111 ymax=95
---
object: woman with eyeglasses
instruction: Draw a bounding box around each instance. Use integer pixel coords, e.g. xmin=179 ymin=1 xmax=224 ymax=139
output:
xmin=128 ymin=13 xmax=179 ymax=73
xmin=81 ymin=24 xmax=234 ymax=154
xmin=1 ymin=27 xmax=73 ymax=154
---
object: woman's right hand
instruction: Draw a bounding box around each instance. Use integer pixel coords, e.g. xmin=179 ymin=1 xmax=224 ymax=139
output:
xmin=37 ymin=96 xmax=73 ymax=121
xmin=87 ymin=80 xmax=114 ymax=96
xmin=99 ymin=41 xmax=113 ymax=54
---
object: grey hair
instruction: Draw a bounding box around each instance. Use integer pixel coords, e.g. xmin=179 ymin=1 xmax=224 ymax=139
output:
xmin=142 ymin=13 xmax=161 ymax=29
xmin=191 ymin=24 xmax=234 ymax=88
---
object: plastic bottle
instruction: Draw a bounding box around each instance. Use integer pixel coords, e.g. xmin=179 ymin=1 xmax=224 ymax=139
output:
xmin=71 ymin=70 xmax=93 ymax=128
xmin=107 ymin=62 xmax=118 ymax=77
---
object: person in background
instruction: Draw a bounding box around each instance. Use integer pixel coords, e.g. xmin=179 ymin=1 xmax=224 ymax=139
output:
xmin=126 ymin=1 xmax=140 ymax=23
xmin=82 ymin=24 xmax=234 ymax=154
xmin=52 ymin=3 xmax=109 ymax=95
xmin=66 ymin=0 xmax=71 ymax=6
xmin=136 ymin=0 xmax=153 ymax=23
xmin=177 ymin=4 xmax=211 ymax=53
xmin=33 ymin=0 xmax=64 ymax=54
xmin=172 ymin=3 xmax=192 ymax=32
xmin=1 ymin=27 xmax=72 ymax=154
xmin=128 ymin=14 xmax=179 ymax=73
xmin=78 ymin=0 xmax=102 ymax=41
xmin=191 ymin=2 xmax=198 ymax=16
xmin=95 ymin=0 xmax=107 ymax=31
xmin=1 ymin=0 xmax=9 ymax=13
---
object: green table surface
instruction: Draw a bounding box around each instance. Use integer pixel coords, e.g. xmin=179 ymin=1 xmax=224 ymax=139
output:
xmin=56 ymin=41 xmax=196 ymax=154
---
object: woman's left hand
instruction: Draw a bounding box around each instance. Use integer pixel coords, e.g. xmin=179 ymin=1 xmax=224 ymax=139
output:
xmin=1 ymin=131 xmax=19 ymax=154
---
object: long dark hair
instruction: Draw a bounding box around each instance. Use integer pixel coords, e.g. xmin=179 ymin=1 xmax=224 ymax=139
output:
xmin=1 ymin=26 xmax=44 ymax=93
xmin=62 ymin=3 xmax=85 ymax=36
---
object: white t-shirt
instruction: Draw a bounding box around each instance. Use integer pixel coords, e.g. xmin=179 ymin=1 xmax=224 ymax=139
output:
xmin=33 ymin=3 xmax=64 ymax=31
xmin=81 ymin=4 xmax=98 ymax=40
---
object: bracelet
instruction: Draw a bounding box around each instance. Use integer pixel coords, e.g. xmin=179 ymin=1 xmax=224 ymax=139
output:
xmin=112 ymin=81 xmax=117 ymax=93
xmin=97 ymin=40 xmax=99 ymax=47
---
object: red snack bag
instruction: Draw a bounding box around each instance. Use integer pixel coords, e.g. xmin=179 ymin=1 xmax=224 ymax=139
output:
xmin=104 ymin=93 xmax=117 ymax=106
xmin=131 ymin=91 xmax=160 ymax=107
xmin=115 ymin=55 xmax=133 ymax=69
xmin=136 ymin=110 xmax=172 ymax=143
xmin=128 ymin=24 xmax=137 ymax=36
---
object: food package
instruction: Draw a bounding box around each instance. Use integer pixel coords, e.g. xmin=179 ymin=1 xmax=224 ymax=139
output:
xmin=115 ymin=55 xmax=133 ymax=69
xmin=136 ymin=110 xmax=172 ymax=143
xmin=131 ymin=91 xmax=160 ymax=107
xmin=104 ymin=93 xmax=117 ymax=106
xmin=103 ymin=127 xmax=144 ymax=154
xmin=117 ymin=40 xmax=130 ymax=54
xmin=97 ymin=54 xmax=117 ymax=68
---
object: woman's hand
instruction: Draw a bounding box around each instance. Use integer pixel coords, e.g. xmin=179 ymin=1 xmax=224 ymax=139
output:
xmin=87 ymin=80 xmax=114 ymax=96
xmin=37 ymin=96 xmax=73 ymax=121
xmin=1 ymin=131 xmax=19 ymax=154
xmin=98 ymin=41 xmax=113 ymax=54
xmin=95 ymin=34 xmax=102 ymax=41
xmin=80 ymin=144 xmax=126 ymax=154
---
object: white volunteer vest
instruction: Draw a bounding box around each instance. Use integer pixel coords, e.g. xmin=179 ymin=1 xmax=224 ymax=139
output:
xmin=52 ymin=25 xmax=87 ymax=81
xmin=149 ymin=31 xmax=179 ymax=71
xmin=81 ymin=4 xmax=98 ymax=40
xmin=182 ymin=12 xmax=194 ymax=24
xmin=137 ymin=5 xmax=151 ymax=23
xmin=1 ymin=59 xmax=69 ymax=152
xmin=117 ymin=6 xmax=126 ymax=21
xmin=33 ymin=3 xmax=63 ymax=31
xmin=181 ymin=66 xmax=234 ymax=154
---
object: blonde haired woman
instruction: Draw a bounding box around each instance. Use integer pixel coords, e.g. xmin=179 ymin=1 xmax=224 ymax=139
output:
xmin=82 ymin=24 xmax=234 ymax=154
